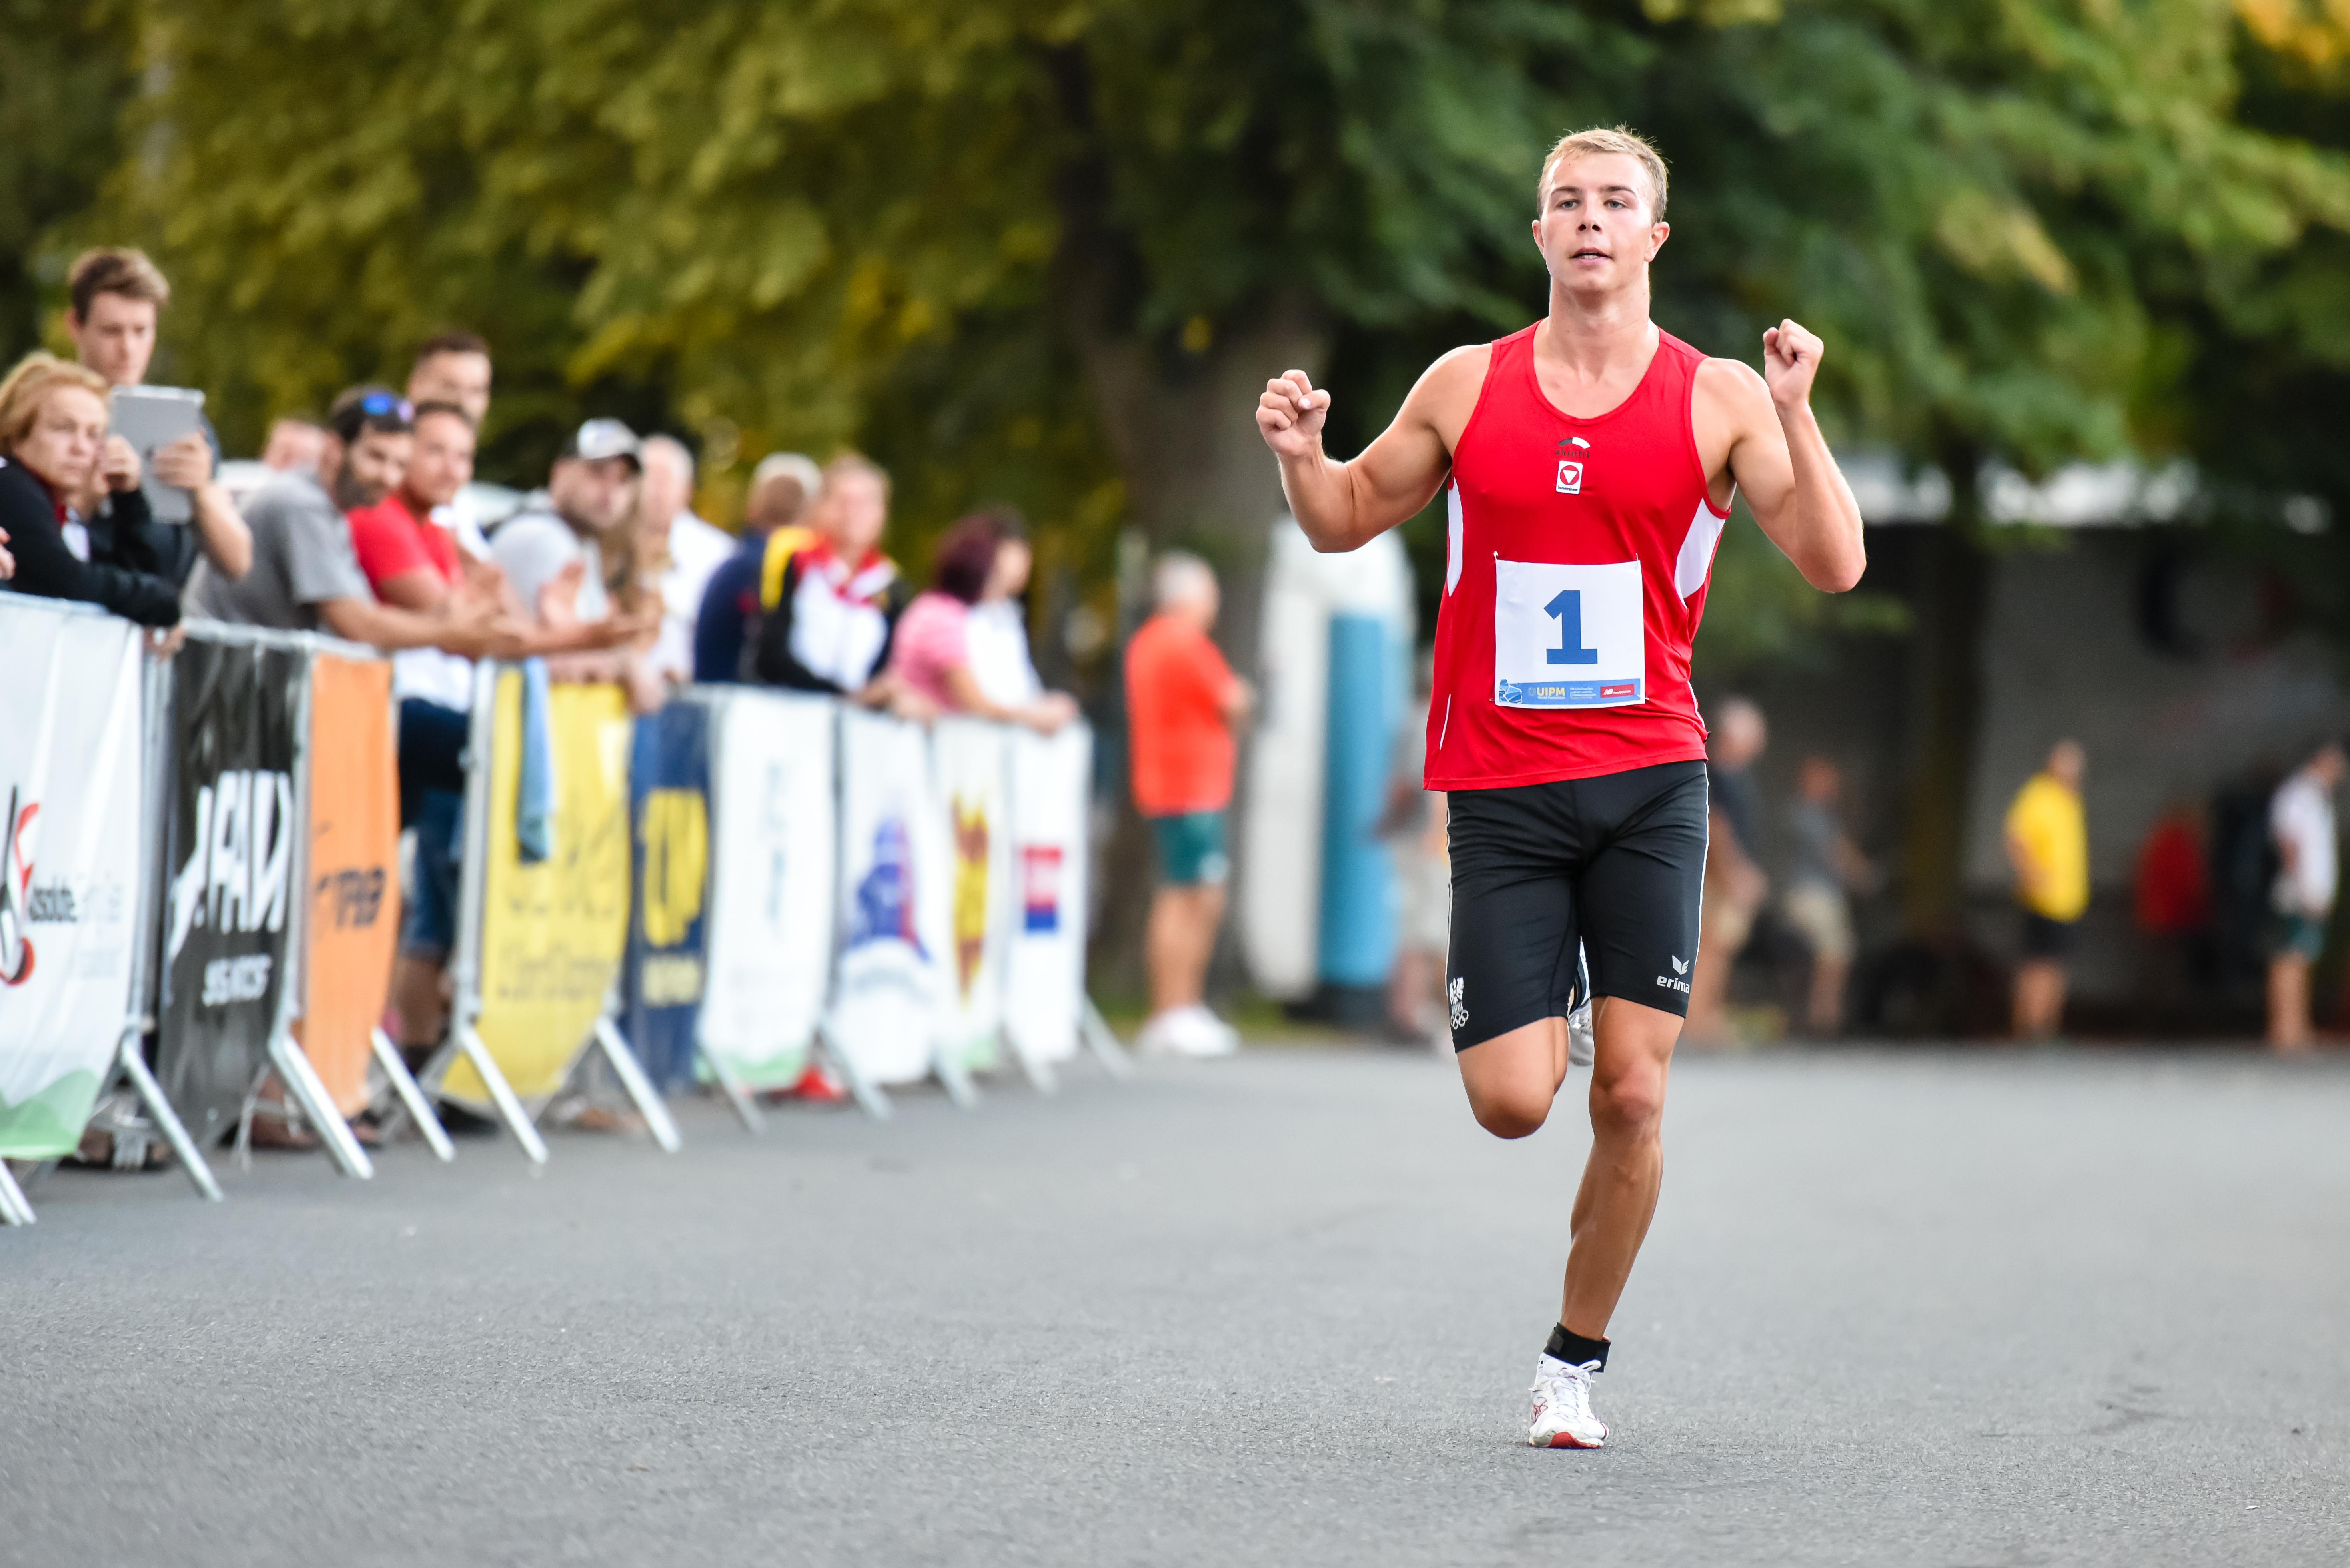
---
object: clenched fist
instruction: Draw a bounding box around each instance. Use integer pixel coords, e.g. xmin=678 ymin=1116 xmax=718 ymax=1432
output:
xmin=1256 ymin=370 xmax=1331 ymax=461
xmin=1761 ymin=319 xmax=1824 ymax=413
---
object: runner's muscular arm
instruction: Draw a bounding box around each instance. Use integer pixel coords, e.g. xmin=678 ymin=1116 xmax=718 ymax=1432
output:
xmin=1256 ymin=347 xmax=1487 ymax=555
xmin=1696 ymin=320 xmax=1866 ymax=593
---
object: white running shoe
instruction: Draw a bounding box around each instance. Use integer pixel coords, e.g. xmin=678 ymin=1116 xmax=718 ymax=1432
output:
xmin=1527 ymin=1354 xmax=1607 ymax=1449
xmin=1567 ymin=1001 xmax=1595 ymax=1069
xmin=1174 ymin=1005 xmax=1240 ymax=1057
xmin=1138 ymin=1006 xmax=1239 ymax=1058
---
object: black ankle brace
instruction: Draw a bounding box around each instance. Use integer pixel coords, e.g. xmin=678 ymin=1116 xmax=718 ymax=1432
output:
xmin=1544 ymin=1324 xmax=1609 ymax=1371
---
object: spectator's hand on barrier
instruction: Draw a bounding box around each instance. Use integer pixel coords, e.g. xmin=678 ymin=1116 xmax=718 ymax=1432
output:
xmin=144 ymin=625 xmax=186 ymax=658
xmin=1023 ymin=692 xmax=1080 ymax=734
xmin=623 ymin=656 xmax=668 ymax=716
xmin=98 ymin=434 xmax=142 ymax=494
xmin=151 ymin=432 xmax=215 ymax=491
xmin=884 ymin=683 xmax=943 ymax=724
xmin=0 ymin=525 xmax=12 ymax=579
xmin=536 ymin=559 xmax=588 ymax=630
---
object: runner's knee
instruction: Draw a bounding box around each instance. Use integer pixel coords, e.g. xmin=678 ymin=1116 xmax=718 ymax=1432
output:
xmin=1471 ymin=1086 xmax=1551 ymax=1140
xmin=1588 ymin=1069 xmax=1664 ymax=1139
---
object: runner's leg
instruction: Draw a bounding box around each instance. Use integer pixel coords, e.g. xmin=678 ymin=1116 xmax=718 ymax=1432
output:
xmin=1558 ymin=761 xmax=1705 ymax=1337
xmin=1458 ymin=1016 xmax=1569 ymax=1138
xmin=1560 ymin=996 xmax=1678 ymax=1336
xmin=1447 ymin=784 xmax=1582 ymax=1137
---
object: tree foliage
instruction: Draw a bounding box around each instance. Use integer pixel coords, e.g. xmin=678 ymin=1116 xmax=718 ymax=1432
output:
xmin=28 ymin=0 xmax=2350 ymax=661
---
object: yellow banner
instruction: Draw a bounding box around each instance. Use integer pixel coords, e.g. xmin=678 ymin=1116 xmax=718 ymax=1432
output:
xmin=441 ymin=672 xmax=632 ymax=1107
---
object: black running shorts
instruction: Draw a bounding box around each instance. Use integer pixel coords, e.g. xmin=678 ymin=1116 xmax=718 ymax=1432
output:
xmin=1445 ymin=760 xmax=1708 ymax=1050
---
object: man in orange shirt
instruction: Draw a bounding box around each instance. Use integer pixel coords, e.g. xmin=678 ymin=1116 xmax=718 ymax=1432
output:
xmin=1125 ymin=553 xmax=1255 ymax=1057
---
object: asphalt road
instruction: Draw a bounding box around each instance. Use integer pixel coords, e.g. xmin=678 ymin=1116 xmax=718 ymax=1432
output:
xmin=4 ymin=1043 xmax=2347 ymax=1567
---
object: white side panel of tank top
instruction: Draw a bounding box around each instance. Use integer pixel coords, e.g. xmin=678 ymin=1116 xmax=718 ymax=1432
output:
xmin=1445 ymin=482 xmax=1464 ymax=596
xmin=1673 ymin=497 xmax=1727 ymax=600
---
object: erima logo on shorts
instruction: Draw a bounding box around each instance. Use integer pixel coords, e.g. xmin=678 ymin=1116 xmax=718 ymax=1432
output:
xmin=1448 ymin=977 xmax=1468 ymax=1031
xmin=1656 ymin=954 xmax=1691 ymax=994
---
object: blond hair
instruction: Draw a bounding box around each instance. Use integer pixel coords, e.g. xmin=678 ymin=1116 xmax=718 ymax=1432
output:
xmin=1536 ymin=127 xmax=1669 ymax=220
xmin=0 ymin=352 xmax=108 ymax=454
xmin=821 ymin=451 xmax=892 ymax=502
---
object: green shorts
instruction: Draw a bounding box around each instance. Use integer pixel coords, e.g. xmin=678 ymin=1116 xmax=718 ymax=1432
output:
xmin=1148 ymin=811 xmax=1230 ymax=887
xmin=2271 ymin=912 xmax=2327 ymax=962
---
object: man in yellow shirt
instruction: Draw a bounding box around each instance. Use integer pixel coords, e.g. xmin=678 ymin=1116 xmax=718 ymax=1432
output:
xmin=2004 ymin=740 xmax=2088 ymax=1039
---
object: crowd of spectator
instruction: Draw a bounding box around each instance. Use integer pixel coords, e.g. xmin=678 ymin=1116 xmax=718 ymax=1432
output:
xmin=0 ymin=244 xmax=1104 ymax=1122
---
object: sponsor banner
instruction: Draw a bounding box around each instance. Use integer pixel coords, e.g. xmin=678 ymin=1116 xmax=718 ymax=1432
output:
xmin=696 ymin=690 xmax=834 ymax=1090
xmin=624 ymin=702 xmax=711 ymax=1093
xmin=295 ymin=652 xmax=398 ymax=1115
xmin=931 ymin=718 xmax=1010 ymax=1073
xmin=0 ymin=604 xmax=145 ymax=1158
xmin=157 ymin=638 xmax=306 ymax=1143
xmin=442 ymin=673 xmax=632 ymax=1109
xmin=827 ymin=709 xmax=946 ymax=1085
xmin=1005 ymin=723 xmax=1093 ymax=1065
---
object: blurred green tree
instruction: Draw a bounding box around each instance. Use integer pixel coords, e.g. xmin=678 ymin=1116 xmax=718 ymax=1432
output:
xmin=50 ymin=0 xmax=2350 ymax=931
xmin=0 ymin=0 xmax=135 ymax=363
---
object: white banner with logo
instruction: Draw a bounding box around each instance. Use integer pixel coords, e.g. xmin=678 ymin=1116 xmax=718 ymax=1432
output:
xmin=1004 ymin=723 xmax=1092 ymax=1065
xmin=0 ymin=604 xmax=144 ymax=1158
xmin=827 ymin=709 xmax=949 ymax=1085
xmin=930 ymin=718 xmax=1010 ymax=1073
xmin=695 ymin=689 xmax=837 ymax=1089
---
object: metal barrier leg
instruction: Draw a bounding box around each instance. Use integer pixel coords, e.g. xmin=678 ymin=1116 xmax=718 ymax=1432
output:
xmin=932 ymin=1041 xmax=980 ymax=1111
xmin=699 ymin=1045 xmax=765 ymax=1135
xmin=1000 ymin=1026 xmax=1060 ymax=1096
xmin=268 ymin=1035 xmax=373 ymax=1179
xmin=1081 ymin=999 xmax=1135 ymax=1080
xmin=452 ymin=1024 xmax=548 ymax=1165
xmin=0 ymin=1161 xmax=34 ymax=1226
xmin=117 ymin=1028 xmax=223 ymax=1201
xmin=814 ymin=1025 xmax=892 ymax=1121
xmin=372 ymin=1028 xmax=455 ymax=1162
xmin=591 ymin=1017 xmax=682 ymax=1154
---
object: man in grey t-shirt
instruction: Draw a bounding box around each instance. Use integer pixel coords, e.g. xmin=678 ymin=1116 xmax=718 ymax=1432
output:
xmin=188 ymin=466 xmax=370 ymax=632
xmin=188 ymin=386 xmax=498 ymax=652
xmin=489 ymin=417 xmax=640 ymax=624
xmin=488 ymin=417 xmax=663 ymax=712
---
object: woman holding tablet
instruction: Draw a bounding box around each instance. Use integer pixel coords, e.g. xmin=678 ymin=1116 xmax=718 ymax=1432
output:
xmin=0 ymin=352 xmax=182 ymax=626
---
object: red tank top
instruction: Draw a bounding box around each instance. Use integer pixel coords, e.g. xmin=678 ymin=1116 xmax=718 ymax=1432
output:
xmin=1423 ymin=323 xmax=1729 ymax=790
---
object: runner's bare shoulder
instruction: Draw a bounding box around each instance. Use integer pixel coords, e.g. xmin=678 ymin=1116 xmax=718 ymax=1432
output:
xmin=1412 ymin=343 xmax=1496 ymax=455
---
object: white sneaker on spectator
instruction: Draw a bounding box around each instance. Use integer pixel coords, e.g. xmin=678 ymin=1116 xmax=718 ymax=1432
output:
xmin=1527 ymin=1354 xmax=1607 ymax=1449
xmin=1180 ymin=1005 xmax=1240 ymax=1056
xmin=1139 ymin=1006 xmax=1237 ymax=1058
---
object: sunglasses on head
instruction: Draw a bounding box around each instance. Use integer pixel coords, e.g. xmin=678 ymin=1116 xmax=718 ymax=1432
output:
xmin=359 ymin=391 xmax=415 ymax=421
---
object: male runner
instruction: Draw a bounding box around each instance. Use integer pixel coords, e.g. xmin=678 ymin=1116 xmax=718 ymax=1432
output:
xmin=1256 ymin=126 xmax=1864 ymax=1448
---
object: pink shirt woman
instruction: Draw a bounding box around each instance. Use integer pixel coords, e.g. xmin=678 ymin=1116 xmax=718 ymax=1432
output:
xmin=888 ymin=588 xmax=972 ymax=710
xmin=884 ymin=509 xmax=1076 ymax=732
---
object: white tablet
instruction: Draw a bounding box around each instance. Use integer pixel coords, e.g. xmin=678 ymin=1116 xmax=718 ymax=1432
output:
xmin=108 ymin=385 xmax=207 ymax=525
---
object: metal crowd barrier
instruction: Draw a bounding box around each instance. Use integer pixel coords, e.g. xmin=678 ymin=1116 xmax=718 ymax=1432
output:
xmin=0 ymin=597 xmax=1124 ymax=1226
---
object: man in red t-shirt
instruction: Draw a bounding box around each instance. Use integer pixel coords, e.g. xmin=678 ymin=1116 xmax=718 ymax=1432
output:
xmin=1124 ymin=553 xmax=1254 ymax=1058
xmin=343 ymin=400 xmax=489 ymax=1063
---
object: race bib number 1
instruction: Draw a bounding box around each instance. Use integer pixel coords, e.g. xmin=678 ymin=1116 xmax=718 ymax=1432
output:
xmin=1492 ymin=559 xmax=1644 ymax=708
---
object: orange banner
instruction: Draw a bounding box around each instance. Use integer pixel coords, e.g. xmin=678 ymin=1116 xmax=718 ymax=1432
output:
xmin=295 ymin=654 xmax=399 ymax=1113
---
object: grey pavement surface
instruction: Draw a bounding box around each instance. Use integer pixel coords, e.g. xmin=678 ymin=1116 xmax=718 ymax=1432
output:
xmin=4 ymin=1043 xmax=2348 ymax=1567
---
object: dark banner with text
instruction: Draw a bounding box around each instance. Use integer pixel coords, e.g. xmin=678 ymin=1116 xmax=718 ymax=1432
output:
xmin=156 ymin=638 xmax=305 ymax=1144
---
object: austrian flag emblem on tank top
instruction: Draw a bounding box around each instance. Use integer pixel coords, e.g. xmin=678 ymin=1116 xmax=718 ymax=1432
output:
xmin=1555 ymin=435 xmax=1589 ymax=495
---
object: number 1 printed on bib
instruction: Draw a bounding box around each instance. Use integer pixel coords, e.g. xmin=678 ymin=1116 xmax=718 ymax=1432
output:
xmin=1492 ymin=559 xmax=1644 ymax=708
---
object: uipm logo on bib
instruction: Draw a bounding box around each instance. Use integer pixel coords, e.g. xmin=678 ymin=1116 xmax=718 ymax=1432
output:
xmin=1555 ymin=460 xmax=1583 ymax=495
